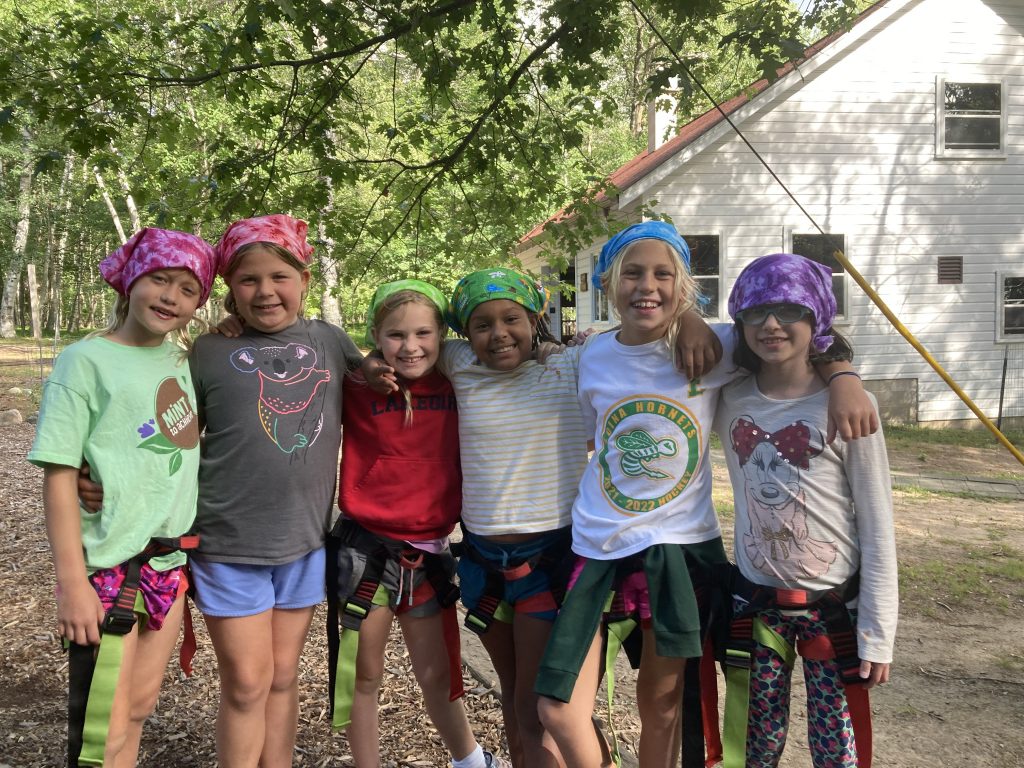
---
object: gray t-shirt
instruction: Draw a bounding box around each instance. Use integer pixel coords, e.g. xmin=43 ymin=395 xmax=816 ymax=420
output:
xmin=190 ymin=318 xmax=363 ymax=564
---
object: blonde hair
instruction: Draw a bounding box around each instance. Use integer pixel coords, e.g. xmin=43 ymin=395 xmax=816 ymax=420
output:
xmin=91 ymin=283 xmax=205 ymax=355
xmin=600 ymin=239 xmax=698 ymax=367
xmin=222 ymin=241 xmax=309 ymax=318
xmin=370 ymin=289 xmax=446 ymax=426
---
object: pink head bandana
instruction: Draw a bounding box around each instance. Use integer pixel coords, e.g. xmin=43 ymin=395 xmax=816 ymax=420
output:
xmin=214 ymin=214 xmax=315 ymax=276
xmin=99 ymin=228 xmax=216 ymax=306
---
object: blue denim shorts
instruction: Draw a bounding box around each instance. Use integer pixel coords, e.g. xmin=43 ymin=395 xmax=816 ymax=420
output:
xmin=189 ymin=547 xmax=326 ymax=617
xmin=456 ymin=528 xmax=572 ymax=623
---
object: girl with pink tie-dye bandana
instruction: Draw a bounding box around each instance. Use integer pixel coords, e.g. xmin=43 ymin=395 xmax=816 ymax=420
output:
xmin=29 ymin=228 xmax=215 ymax=767
xmin=76 ymin=216 xmax=366 ymax=766
xmin=188 ymin=215 xmax=365 ymax=768
xmin=714 ymin=253 xmax=897 ymax=768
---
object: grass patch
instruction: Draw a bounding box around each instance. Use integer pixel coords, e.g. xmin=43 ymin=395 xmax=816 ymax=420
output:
xmin=894 ymin=484 xmax=1014 ymax=502
xmin=885 ymin=423 xmax=1024 ymax=451
xmin=900 ymin=542 xmax=1024 ymax=613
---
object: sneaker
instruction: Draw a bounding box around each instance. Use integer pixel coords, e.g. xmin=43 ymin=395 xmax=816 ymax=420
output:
xmin=483 ymin=750 xmax=513 ymax=768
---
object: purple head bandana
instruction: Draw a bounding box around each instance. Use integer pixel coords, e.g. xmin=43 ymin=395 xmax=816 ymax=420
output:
xmin=728 ymin=253 xmax=837 ymax=353
xmin=99 ymin=228 xmax=217 ymax=306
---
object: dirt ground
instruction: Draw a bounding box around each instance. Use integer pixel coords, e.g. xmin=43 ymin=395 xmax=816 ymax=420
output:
xmin=1 ymin=350 xmax=1023 ymax=767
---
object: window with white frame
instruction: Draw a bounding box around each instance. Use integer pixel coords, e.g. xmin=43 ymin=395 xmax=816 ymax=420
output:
xmin=936 ymin=78 xmax=1006 ymax=158
xmin=791 ymin=232 xmax=847 ymax=318
xmin=682 ymin=234 xmax=721 ymax=318
xmin=998 ymin=273 xmax=1024 ymax=341
xmin=592 ymin=255 xmax=610 ymax=322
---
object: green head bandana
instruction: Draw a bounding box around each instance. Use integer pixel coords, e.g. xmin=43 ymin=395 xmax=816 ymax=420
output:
xmin=448 ymin=268 xmax=548 ymax=335
xmin=366 ymin=279 xmax=449 ymax=342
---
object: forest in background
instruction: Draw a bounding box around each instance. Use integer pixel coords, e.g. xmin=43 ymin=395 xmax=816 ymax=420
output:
xmin=0 ymin=0 xmax=872 ymax=339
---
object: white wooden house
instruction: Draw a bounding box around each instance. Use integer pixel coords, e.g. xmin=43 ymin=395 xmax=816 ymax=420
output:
xmin=515 ymin=0 xmax=1024 ymax=428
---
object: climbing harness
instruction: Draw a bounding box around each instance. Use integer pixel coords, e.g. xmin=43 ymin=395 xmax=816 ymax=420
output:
xmin=326 ymin=520 xmax=461 ymax=730
xmin=458 ymin=526 xmax=573 ymax=637
xmin=600 ymin=554 xmax=722 ymax=768
xmin=68 ymin=535 xmax=198 ymax=767
xmin=715 ymin=567 xmax=873 ymax=768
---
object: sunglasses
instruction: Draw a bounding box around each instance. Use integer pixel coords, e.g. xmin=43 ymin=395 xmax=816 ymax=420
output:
xmin=735 ymin=303 xmax=812 ymax=326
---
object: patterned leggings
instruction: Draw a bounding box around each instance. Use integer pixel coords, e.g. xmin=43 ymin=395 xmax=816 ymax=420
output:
xmin=746 ymin=607 xmax=859 ymax=768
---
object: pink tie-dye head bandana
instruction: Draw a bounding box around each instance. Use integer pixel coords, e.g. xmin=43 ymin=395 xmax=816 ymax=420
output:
xmin=214 ymin=214 xmax=315 ymax=276
xmin=99 ymin=228 xmax=216 ymax=306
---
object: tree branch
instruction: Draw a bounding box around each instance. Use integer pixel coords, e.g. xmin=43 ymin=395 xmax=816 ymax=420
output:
xmin=120 ymin=0 xmax=476 ymax=87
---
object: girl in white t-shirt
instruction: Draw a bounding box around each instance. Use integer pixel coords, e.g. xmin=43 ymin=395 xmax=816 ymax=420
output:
xmin=536 ymin=222 xmax=874 ymax=768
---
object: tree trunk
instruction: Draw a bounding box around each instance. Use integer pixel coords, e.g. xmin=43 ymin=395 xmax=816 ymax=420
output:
xmin=47 ymin=154 xmax=75 ymax=334
xmin=67 ymin=230 xmax=87 ymax=333
xmin=26 ymin=263 xmax=41 ymax=338
xmin=94 ymin=167 xmax=128 ymax=243
xmin=318 ymin=181 xmax=344 ymax=328
xmin=0 ymin=155 xmax=33 ymax=338
xmin=117 ymin=169 xmax=141 ymax=232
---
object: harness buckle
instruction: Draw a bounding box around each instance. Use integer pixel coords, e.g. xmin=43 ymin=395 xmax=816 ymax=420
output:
xmin=464 ymin=595 xmax=501 ymax=637
xmin=774 ymin=587 xmax=812 ymax=608
xmin=101 ymin=607 xmax=138 ymax=636
xmin=399 ymin=551 xmax=424 ymax=570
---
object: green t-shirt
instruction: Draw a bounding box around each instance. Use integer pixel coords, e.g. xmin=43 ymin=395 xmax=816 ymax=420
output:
xmin=28 ymin=337 xmax=200 ymax=571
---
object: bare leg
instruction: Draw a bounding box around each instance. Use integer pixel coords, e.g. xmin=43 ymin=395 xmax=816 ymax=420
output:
xmin=262 ymin=606 xmax=315 ymax=768
xmin=205 ymin=610 xmax=275 ymax=768
xmin=537 ymin=629 xmax=608 ymax=768
xmin=635 ymin=626 xmax=686 ymax=768
xmin=346 ymin=604 xmax=395 ymax=767
xmin=479 ymin=620 xmax=524 ymax=765
xmin=108 ymin=594 xmax=186 ymax=767
xmin=400 ymin=611 xmax=479 ymax=760
xmin=510 ymin=614 xmax=567 ymax=768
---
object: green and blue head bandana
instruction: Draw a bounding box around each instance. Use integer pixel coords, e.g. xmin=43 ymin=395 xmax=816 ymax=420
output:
xmin=448 ymin=268 xmax=548 ymax=335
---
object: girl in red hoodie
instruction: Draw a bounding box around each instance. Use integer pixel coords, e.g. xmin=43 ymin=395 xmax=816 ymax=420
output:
xmin=329 ymin=279 xmax=508 ymax=768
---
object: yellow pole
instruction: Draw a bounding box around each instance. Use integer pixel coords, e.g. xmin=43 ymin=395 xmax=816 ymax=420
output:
xmin=830 ymin=249 xmax=1024 ymax=467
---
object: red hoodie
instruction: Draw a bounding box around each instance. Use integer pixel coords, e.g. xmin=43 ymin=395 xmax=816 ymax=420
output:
xmin=338 ymin=370 xmax=461 ymax=541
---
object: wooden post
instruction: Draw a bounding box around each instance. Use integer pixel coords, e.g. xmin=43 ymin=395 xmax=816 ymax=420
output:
xmin=26 ymin=263 xmax=41 ymax=339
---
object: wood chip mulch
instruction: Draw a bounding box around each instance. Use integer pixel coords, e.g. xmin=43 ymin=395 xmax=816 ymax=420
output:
xmin=0 ymin=422 xmax=510 ymax=767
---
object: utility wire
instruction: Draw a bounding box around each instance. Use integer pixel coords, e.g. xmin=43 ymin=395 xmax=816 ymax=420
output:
xmin=629 ymin=0 xmax=1023 ymax=466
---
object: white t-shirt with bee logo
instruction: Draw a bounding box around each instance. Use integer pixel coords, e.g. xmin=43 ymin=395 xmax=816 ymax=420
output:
xmin=571 ymin=326 xmax=738 ymax=559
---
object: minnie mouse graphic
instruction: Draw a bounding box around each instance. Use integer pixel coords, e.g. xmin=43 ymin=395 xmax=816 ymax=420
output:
xmin=730 ymin=416 xmax=838 ymax=580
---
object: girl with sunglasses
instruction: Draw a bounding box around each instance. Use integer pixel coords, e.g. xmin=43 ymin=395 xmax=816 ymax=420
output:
xmin=535 ymin=224 xmax=877 ymax=768
xmin=713 ymin=253 xmax=897 ymax=768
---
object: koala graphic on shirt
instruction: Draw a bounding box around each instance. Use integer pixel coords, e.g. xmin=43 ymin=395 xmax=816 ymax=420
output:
xmin=231 ymin=342 xmax=331 ymax=454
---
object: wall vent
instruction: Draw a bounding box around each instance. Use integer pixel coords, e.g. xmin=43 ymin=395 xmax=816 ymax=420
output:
xmin=937 ymin=256 xmax=963 ymax=284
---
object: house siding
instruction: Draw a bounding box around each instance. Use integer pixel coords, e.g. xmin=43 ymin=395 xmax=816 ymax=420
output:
xmin=589 ymin=0 xmax=1024 ymax=425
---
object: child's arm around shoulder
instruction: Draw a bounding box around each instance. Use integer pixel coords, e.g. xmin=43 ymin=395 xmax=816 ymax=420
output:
xmin=43 ymin=465 xmax=105 ymax=646
xmin=818 ymin=363 xmax=878 ymax=443
xmin=676 ymin=310 xmax=723 ymax=380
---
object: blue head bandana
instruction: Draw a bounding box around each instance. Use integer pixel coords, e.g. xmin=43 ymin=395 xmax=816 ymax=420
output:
xmin=593 ymin=221 xmax=691 ymax=292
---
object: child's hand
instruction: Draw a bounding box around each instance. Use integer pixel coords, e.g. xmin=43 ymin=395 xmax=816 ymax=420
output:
xmin=362 ymin=356 xmax=398 ymax=394
xmin=536 ymin=341 xmax=565 ymax=364
xmin=77 ymin=462 xmax=103 ymax=513
xmin=858 ymin=660 xmax=890 ymax=688
xmin=56 ymin=576 xmax=105 ymax=646
xmin=676 ymin=310 xmax=722 ymax=379
xmin=211 ymin=314 xmax=245 ymax=338
xmin=825 ymin=373 xmax=879 ymax=442
xmin=567 ymin=327 xmax=598 ymax=347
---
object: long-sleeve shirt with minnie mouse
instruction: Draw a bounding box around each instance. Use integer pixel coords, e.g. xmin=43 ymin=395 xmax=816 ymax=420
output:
xmin=714 ymin=376 xmax=898 ymax=663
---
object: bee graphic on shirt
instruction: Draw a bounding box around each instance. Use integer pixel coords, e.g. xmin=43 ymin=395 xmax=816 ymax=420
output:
xmin=616 ymin=429 xmax=678 ymax=479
